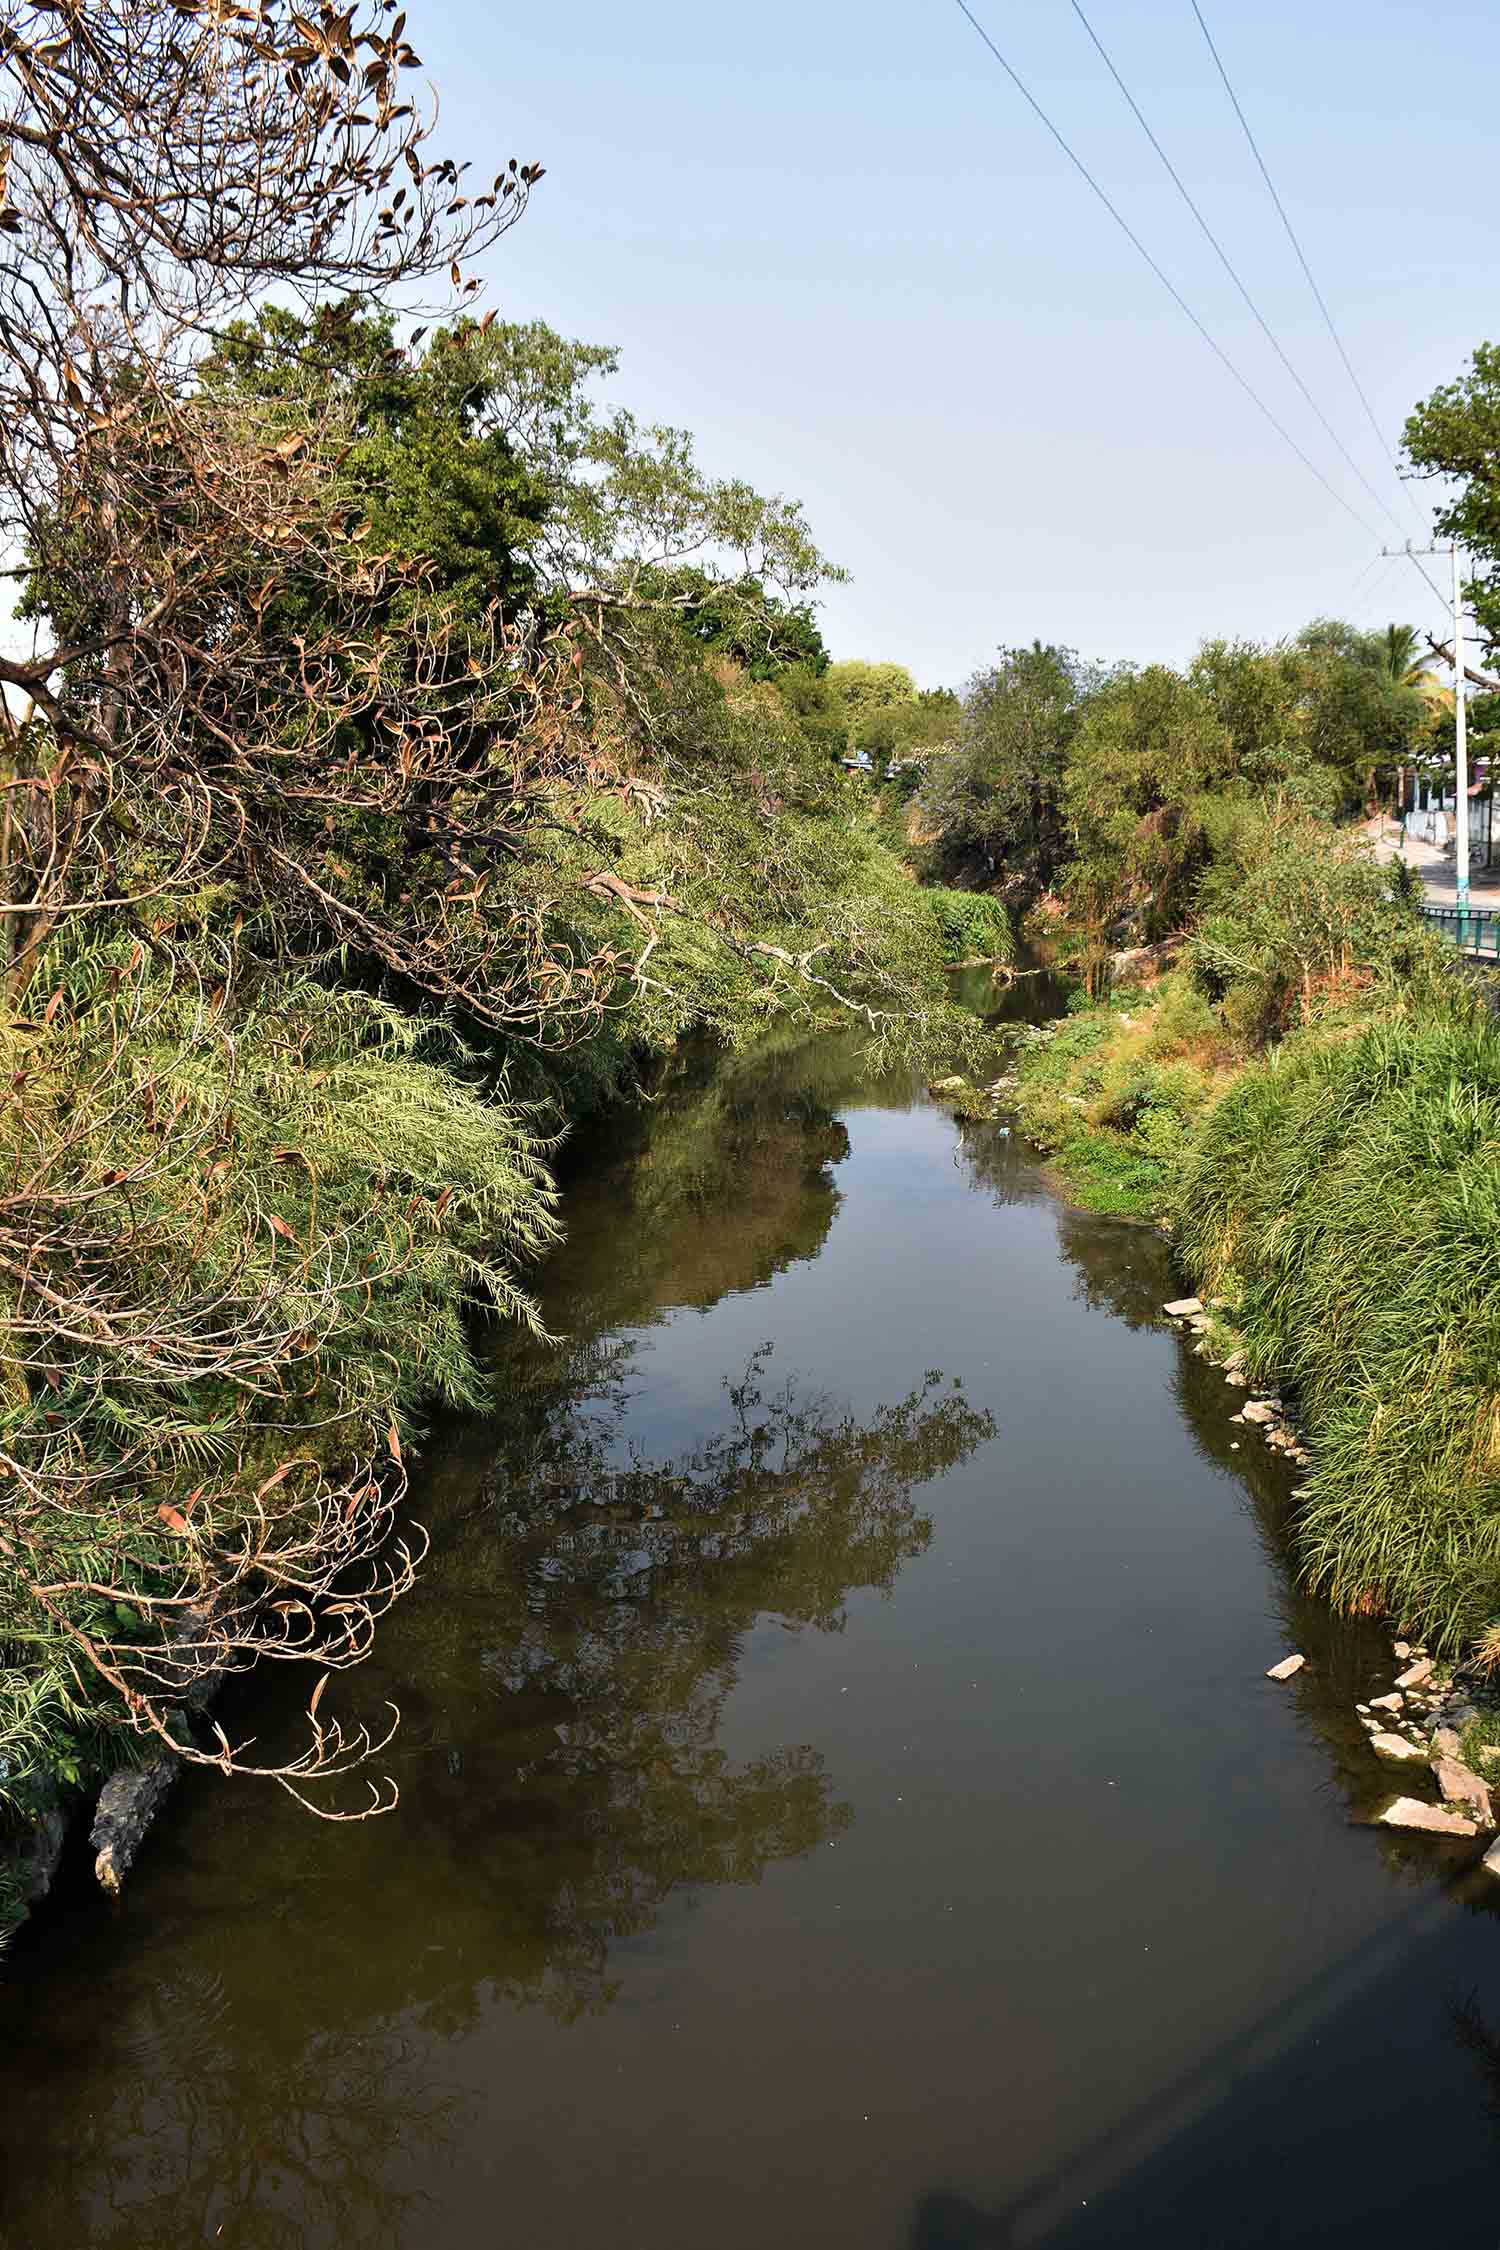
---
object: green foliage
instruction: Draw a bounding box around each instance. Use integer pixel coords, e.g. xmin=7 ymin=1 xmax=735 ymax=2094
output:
xmin=201 ymin=301 xmax=551 ymax=627
xmin=854 ymin=686 xmax=961 ymax=765
xmin=628 ymin=564 xmax=829 ymax=679
xmin=924 ymin=887 xmax=1014 ymax=963
xmin=824 ymin=660 xmax=916 ymax=723
xmin=1010 ymin=999 xmax=1218 ymax=1221
xmin=1189 ymin=636 xmax=1333 ymax=798
xmin=0 ymin=931 xmax=562 ymax=1818
xmin=1187 ymin=807 xmax=1448 ymax=1043
xmin=1061 ymin=663 xmax=1233 ymax=947
xmin=1405 ymin=342 xmax=1500 ymax=658
xmin=1006 ymin=804 xmax=1500 ymax=1656
xmin=918 ymin=643 xmax=1097 ymax=905
xmin=1292 ymin=619 xmax=1428 ymax=803
xmin=1034 ymin=627 xmax=1426 ymax=971
xmin=1174 ymin=1009 xmax=1500 ymax=1651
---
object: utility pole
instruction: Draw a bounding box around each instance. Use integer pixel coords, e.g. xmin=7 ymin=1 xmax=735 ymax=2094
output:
xmin=1379 ymin=540 xmax=1471 ymax=921
xmin=1452 ymin=542 xmax=1470 ymax=914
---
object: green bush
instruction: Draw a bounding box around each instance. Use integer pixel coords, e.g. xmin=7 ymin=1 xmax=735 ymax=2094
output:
xmin=923 ymin=887 xmax=1015 ymax=964
xmin=1187 ymin=808 xmax=1446 ymax=1043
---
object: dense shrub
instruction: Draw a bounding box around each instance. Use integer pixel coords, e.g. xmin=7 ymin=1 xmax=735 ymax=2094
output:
xmin=1188 ymin=810 xmax=1447 ymax=1043
xmin=0 ymin=935 xmax=561 ymax=1824
xmin=923 ymin=887 xmax=1015 ymax=963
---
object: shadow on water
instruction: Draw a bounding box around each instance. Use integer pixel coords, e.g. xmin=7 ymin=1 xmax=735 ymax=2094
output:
xmin=5 ymin=1001 xmax=1500 ymax=2247
xmin=907 ymin=1887 xmax=1500 ymax=2249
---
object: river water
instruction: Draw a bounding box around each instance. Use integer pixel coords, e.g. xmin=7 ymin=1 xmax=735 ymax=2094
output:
xmin=5 ymin=989 xmax=1500 ymax=2247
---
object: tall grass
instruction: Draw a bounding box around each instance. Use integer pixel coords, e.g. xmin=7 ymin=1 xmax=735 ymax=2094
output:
xmin=1007 ymin=804 xmax=1500 ymax=1653
xmin=1175 ymin=1012 xmax=1500 ymax=1649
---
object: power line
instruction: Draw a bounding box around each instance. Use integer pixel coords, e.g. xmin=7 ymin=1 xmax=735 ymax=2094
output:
xmin=1190 ymin=0 xmax=1428 ymax=536
xmin=1068 ymin=0 xmax=1411 ymax=544
xmin=1346 ymin=550 xmax=1386 ymax=607
xmin=945 ymin=0 xmax=1380 ymax=540
xmin=1400 ymin=544 xmax=1450 ymax=616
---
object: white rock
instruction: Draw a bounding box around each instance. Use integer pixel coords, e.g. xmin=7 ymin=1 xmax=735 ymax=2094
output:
xmin=1266 ymin=1653 xmax=1305 ymax=1681
xmin=1369 ymin=1692 xmax=1404 ymax=1713
xmin=1434 ymin=1757 xmax=1493 ymax=1823
xmin=1370 ymin=1733 xmax=1428 ymax=1763
xmin=1163 ymin=1297 xmax=1203 ymax=1319
xmin=1483 ymin=1838 xmax=1500 ymax=1879
xmin=1242 ymin=1402 xmax=1277 ymax=1425
xmin=1395 ymin=1659 xmax=1435 ymax=1691
xmin=1393 ymin=1641 xmax=1412 ymax=1660
xmin=1379 ymin=1798 xmax=1477 ymax=1837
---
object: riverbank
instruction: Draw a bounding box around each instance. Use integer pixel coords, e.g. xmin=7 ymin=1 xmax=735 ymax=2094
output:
xmin=995 ymin=876 xmax=1500 ymax=1671
xmin=1163 ymin=1293 xmax=1500 ymax=1846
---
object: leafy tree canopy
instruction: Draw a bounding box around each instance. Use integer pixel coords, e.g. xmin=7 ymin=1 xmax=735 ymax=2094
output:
xmin=917 ymin=642 xmax=1098 ymax=904
xmin=825 ymin=659 xmax=917 ymax=721
xmin=626 ymin=564 xmax=830 ymax=680
xmin=1405 ymin=342 xmax=1500 ymax=659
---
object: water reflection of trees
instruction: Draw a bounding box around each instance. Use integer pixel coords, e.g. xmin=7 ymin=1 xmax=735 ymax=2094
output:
xmin=0 ymin=1348 xmax=994 ymax=2246
xmin=534 ymin=1037 xmax=858 ymax=1335
xmin=429 ymin=1346 xmax=995 ymax=2024
xmin=0 ymin=1026 xmax=1004 ymax=2244
xmin=0 ymin=1972 xmax=460 ymax=2250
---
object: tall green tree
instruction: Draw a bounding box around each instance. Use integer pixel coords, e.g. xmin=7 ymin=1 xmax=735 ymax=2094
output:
xmin=1379 ymin=623 xmax=1427 ymax=690
xmin=1294 ymin=619 xmax=1426 ymax=808
xmin=917 ymin=643 xmax=1095 ymax=903
xmin=1062 ymin=663 xmax=1233 ymax=943
xmin=1405 ymin=343 xmax=1500 ymax=662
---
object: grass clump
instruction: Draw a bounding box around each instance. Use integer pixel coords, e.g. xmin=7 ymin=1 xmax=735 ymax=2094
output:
xmin=1174 ymin=1010 xmax=1500 ymax=1653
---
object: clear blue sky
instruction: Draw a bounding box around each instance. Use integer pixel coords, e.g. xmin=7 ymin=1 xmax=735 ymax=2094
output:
xmin=419 ymin=0 xmax=1496 ymax=688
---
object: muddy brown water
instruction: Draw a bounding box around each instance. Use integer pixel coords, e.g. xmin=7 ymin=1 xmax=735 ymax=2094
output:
xmin=5 ymin=984 xmax=1500 ymax=2248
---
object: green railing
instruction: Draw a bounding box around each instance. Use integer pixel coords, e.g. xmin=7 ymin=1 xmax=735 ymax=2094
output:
xmin=1420 ymin=904 xmax=1500 ymax=959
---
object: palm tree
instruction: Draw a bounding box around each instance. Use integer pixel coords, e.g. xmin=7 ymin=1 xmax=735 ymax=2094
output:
xmin=1371 ymin=624 xmax=1444 ymax=821
xmin=1379 ymin=622 xmax=1429 ymax=691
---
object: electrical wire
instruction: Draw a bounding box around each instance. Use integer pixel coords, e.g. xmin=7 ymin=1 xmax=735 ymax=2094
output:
xmin=946 ymin=0 xmax=1380 ymax=539
xmin=1346 ymin=550 xmax=1385 ymax=607
xmin=1190 ymin=0 xmax=1428 ymax=535
xmin=1401 ymin=545 xmax=1450 ymax=617
xmin=1068 ymin=0 xmax=1411 ymax=544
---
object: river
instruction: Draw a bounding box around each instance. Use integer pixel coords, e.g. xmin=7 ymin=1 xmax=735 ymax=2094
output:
xmin=4 ymin=986 xmax=1500 ymax=2247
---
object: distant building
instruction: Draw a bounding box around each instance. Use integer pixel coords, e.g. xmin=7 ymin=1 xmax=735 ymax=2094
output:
xmin=1397 ymin=759 xmax=1494 ymax=868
